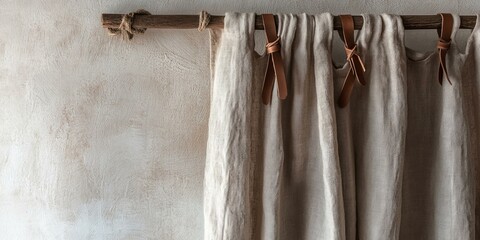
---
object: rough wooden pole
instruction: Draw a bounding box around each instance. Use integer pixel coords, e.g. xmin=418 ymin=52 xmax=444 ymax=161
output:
xmin=101 ymin=14 xmax=478 ymax=30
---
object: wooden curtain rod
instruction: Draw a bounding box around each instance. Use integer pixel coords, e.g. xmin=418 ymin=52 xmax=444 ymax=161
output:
xmin=101 ymin=14 xmax=478 ymax=30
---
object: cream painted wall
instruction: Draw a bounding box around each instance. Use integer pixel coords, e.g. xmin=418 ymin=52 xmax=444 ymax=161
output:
xmin=0 ymin=0 xmax=478 ymax=239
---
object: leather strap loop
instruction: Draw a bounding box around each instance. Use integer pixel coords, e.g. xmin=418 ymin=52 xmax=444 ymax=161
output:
xmin=436 ymin=13 xmax=454 ymax=85
xmin=436 ymin=39 xmax=451 ymax=50
xmin=337 ymin=15 xmax=367 ymax=108
xmin=262 ymin=14 xmax=287 ymax=105
xmin=266 ymin=37 xmax=281 ymax=54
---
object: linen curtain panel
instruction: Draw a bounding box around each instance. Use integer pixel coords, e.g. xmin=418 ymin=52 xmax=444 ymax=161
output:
xmin=204 ymin=12 xmax=480 ymax=240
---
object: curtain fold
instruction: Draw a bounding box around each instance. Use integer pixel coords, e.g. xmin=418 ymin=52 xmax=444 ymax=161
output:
xmin=204 ymin=12 xmax=257 ymax=240
xmin=205 ymin=12 xmax=480 ymax=240
xmin=400 ymin=14 xmax=477 ymax=240
xmin=333 ymin=14 xmax=408 ymax=239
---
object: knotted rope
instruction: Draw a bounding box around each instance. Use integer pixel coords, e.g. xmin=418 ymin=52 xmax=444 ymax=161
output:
xmin=107 ymin=9 xmax=151 ymax=40
xmin=198 ymin=11 xmax=211 ymax=31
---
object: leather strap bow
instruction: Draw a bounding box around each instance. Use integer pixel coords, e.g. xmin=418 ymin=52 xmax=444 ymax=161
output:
xmin=262 ymin=14 xmax=287 ymax=105
xmin=338 ymin=15 xmax=367 ymax=108
xmin=436 ymin=13 xmax=454 ymax=85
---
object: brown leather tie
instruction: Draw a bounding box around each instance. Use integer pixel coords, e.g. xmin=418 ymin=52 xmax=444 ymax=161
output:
xmin=337 ymin=15 xmax=367 ymax=108
xmin=437 ymin=13 xmax=454 ymax=85
xmin=262 ymin=14 xmax=287 ymax=105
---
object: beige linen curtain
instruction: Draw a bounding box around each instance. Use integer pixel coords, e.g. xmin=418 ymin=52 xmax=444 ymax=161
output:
xmin=204 ymin=12 xmax=480 ymax=240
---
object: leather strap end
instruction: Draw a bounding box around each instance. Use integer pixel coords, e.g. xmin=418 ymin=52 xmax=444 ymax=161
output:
xmin=338 ymin=69 xmax=356 ymax=108
xmin=351 ymin=56 xmax=367 ymax=85
xmin=438 ymin=64 xmax=453 ymax=86
xmin=262 ymin=57 xmax=276 ymax=105
xmin=438 ymin=66 xmax=444 ymax=86
xmin=274 ymin=62 xmax=288 ymax=100
xmin=278 ymin=89 xmax=288 ymax=100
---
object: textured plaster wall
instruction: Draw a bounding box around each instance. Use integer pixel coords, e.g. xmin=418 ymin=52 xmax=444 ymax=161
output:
xmin=0 ymin=0 xmax=479 ymax=239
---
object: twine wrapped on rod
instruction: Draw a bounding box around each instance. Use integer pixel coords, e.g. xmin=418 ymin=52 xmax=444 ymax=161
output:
xmin=198 ymin=11 xmax=211 ymax=31
xmin=106 ymin=9 xmax=151 ymax=40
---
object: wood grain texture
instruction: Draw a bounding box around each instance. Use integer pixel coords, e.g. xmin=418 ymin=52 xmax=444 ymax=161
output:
xmin=102 ymin=14 xmax=478 ymax=30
